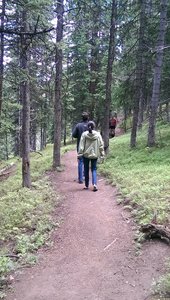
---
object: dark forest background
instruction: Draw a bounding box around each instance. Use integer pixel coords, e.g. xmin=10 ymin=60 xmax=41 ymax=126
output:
xmin=0 ymin=0 xmax=169 ymax=186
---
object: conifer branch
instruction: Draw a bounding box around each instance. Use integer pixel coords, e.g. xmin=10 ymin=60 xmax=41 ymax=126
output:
xmin=0 ymin=27 xmax=54 ymax=36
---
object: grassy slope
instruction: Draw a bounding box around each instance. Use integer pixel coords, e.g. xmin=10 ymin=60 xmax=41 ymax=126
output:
xmin=0 ymin=144 xmax=74 ymax=290
xmin=0 ymin=127 xmax=170 ymax=296
xmin=99 ymin=123 xmax=170 ymax=225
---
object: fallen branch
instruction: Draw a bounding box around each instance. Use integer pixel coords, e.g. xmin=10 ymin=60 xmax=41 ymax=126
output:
xmin=0 ymin=27 xmax=54 ymax=36
xmin=0 ymin=254 xmax=19 ymax=259
xmin=30 ymin=150 xmax=43 ymax=156
xmin=104 ymin=238 xmax=118 ymax=251
xmin=140 ymin=223 xmax=170 ymax=244
xmin=0 ymin=162 xmax=16 ymax=177
xmin=121 ymin=212 xmax=130 ymax=223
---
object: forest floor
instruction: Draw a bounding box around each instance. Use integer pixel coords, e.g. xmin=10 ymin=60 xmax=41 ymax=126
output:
xmin=6 ymin=149 xmax=170 ymax=300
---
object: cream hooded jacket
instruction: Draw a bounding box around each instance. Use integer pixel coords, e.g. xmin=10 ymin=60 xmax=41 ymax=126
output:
xmin=78 ymin=130 xmax=104 ymax=159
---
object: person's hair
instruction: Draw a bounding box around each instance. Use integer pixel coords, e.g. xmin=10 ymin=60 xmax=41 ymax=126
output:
xmin=88 ymin=121 xmax=95 ymax=133
xmin=81 ymin=112 xmax=89 ymax=121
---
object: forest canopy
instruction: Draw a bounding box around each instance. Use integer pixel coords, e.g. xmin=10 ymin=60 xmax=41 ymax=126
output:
xmin=0 ymin=0 xmax=169 ymax=186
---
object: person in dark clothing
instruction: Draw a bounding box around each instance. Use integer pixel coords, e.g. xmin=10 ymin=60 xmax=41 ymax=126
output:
xmin=109 ymin=114 xmax=117 ymax=138
xmin=72 ymin=112 xmax=89 ymax=183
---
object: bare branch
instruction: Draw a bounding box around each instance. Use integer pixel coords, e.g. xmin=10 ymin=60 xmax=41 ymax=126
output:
xmin=0 ymin=27 xmax=54 ymax=36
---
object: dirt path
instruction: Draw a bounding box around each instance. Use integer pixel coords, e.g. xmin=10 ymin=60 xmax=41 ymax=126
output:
xmin=7 ymin=150 xmax=169 ymax=300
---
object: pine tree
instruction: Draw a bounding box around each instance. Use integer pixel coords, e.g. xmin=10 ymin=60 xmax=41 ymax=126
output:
xmin=147 ymin=0 xmax=168 ymax=147
xmin=53 ymin=0 xmax=64 ymax=168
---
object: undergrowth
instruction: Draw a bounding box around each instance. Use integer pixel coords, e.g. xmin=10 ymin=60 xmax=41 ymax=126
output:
xmin=0 ymin=143 xmax=74 ymax=294
xmin=99 ymin=123 xmax=170 ymax=225
xmin=152 ymin=259 xmax=170 ymax=299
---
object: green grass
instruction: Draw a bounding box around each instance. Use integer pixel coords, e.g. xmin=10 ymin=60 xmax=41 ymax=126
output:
xmin=99 ymin=123 xmax=170 ymax=225
xmin=0 ymin=129 xmax=170 ymax=296
xmin=0 ymin=143 xmax=74 ymax=288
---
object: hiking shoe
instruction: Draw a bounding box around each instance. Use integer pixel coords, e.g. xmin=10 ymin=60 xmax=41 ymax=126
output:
xmin=83 ymin=186 xmax=88 ymax=190
xmin=93 ymin=185 xmax=98 ymax=192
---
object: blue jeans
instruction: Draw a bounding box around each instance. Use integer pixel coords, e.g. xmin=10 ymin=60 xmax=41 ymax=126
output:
xmin=78 ymin=157 xmax=84 ymax=183
xmin=83 ymin=157 xmax=97 ymax=188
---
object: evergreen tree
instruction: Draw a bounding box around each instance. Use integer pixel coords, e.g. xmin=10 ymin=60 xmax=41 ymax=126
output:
xmin=147 ymin=0 xmax=168 ymax=146
xmin=53 ymin=0 xmax=64 ymax=168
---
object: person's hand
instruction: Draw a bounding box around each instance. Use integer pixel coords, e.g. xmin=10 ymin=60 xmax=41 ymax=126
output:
xmin=100 ymin=156 xmax=105 ymax=164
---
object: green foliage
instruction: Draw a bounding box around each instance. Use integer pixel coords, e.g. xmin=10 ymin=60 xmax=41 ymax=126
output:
xmin=0 ymin=144 xmax=75 ymax=284
xmin=154 ymin=274 xmax=170 ymax=298
xmin=99 ymin=123 xmax=170 ymax=225
xmin=152 ymin=260 xmax=170 ymax=298
xmin=0 ymin=292 xmax=6 ymax=299
xmin=0 ymin=257 xmax=15 ymax=277
xmin=66 ymin=0 xmax=111 ymax=123
xmin=0 ymin=88 xmax=21 ymax=160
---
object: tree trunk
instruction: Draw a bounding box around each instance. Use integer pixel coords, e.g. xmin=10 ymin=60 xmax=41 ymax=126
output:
xmin=123 ymin=105 xmax=128 ymax=133
xmin=63 ymin=125 xmax=66 ymax=146
xmin=147 ymin=0 xmax=168 ymax=147
xmin=102 ymin=0 xmax=116 ymax=154
xmin=0 ymin=0 xmax=5 ymax=117
xmin=138 ymin=55 xmax=148 ymax=129
xmin=89 ymin=7 xmax=100 ymax=119
xmin=5 ymin=130 xmax=8 ymax=160
xmin=166 ymin=102 xmax=170 ymax=123
xmin=42 ymin=94 xmax=48 ymax=149
xmin=40 ymin=125 xmax=46 ymax=151
xmin=30 ymin=115 xmax=37 ymax=151
xmin=14 ymin=88 xmax=22 ymax=156
xmin=130 ymin=0 xmax=145 ymax=147
xmin=30 ymin=97 xmax=37 ymax=152
xmin=53 ymin=0 xmax=64 ymax=168
xmin=89 ymin=34 xmax=98 ymax=118
xmin=40 ymin=124 xmax=43 ymax=151
xmin=14 ymin=83 xmax=22 ymax=157
xmin=159 ymin=103 xmax=163 ymax=120
xmin=21 ymin=10 xmax=31 ymax=188
xmin=13 ymin=8 xmax=22 ymax=157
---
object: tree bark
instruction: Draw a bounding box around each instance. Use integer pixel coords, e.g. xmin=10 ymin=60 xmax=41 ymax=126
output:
xmin=21 ymin=10 xmax=31 ymax=187
xmin=0 ymin=0 xmax=5 ymax=117
xmin=88 ymin=6 xmax=100 ymax=119
xmin=53 ymin=0 xmax=64 ymax=168
xmin=130 ymin=0 xmax=145 ymax=147
xmin=13 ymin=8 xmax=22 ymax=157
xmin=102 ymin=0 xmax=116 ymax=154
xmin=147 ymin=0 xmax=168 ymax=147
xmin=30 ymin=112 xmax=37 ymax=151
xmin=30 ymin=96 xmax=37 ymax=152
xmin=138 ymin=55 xmax=148 ymax=129
xmin=166 ymin=102 xmax=170 ymax=123
xmin=14 ymin=88 xmax=22 ymax=157
xmin=5 ymin=130 xmax=8 ymax=160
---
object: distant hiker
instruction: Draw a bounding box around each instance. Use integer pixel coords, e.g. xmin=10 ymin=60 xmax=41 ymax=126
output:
xmin=109 ymin=114 xmax=117 ymax=138
xmin=72 ymin=112 xmax=89 ymax=183
xmin=78 ymin=121 xmax=104 ymax=192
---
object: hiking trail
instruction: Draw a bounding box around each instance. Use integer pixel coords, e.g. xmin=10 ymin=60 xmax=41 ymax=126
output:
xmin=6 ymin=150 xmax=170 ymax=300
